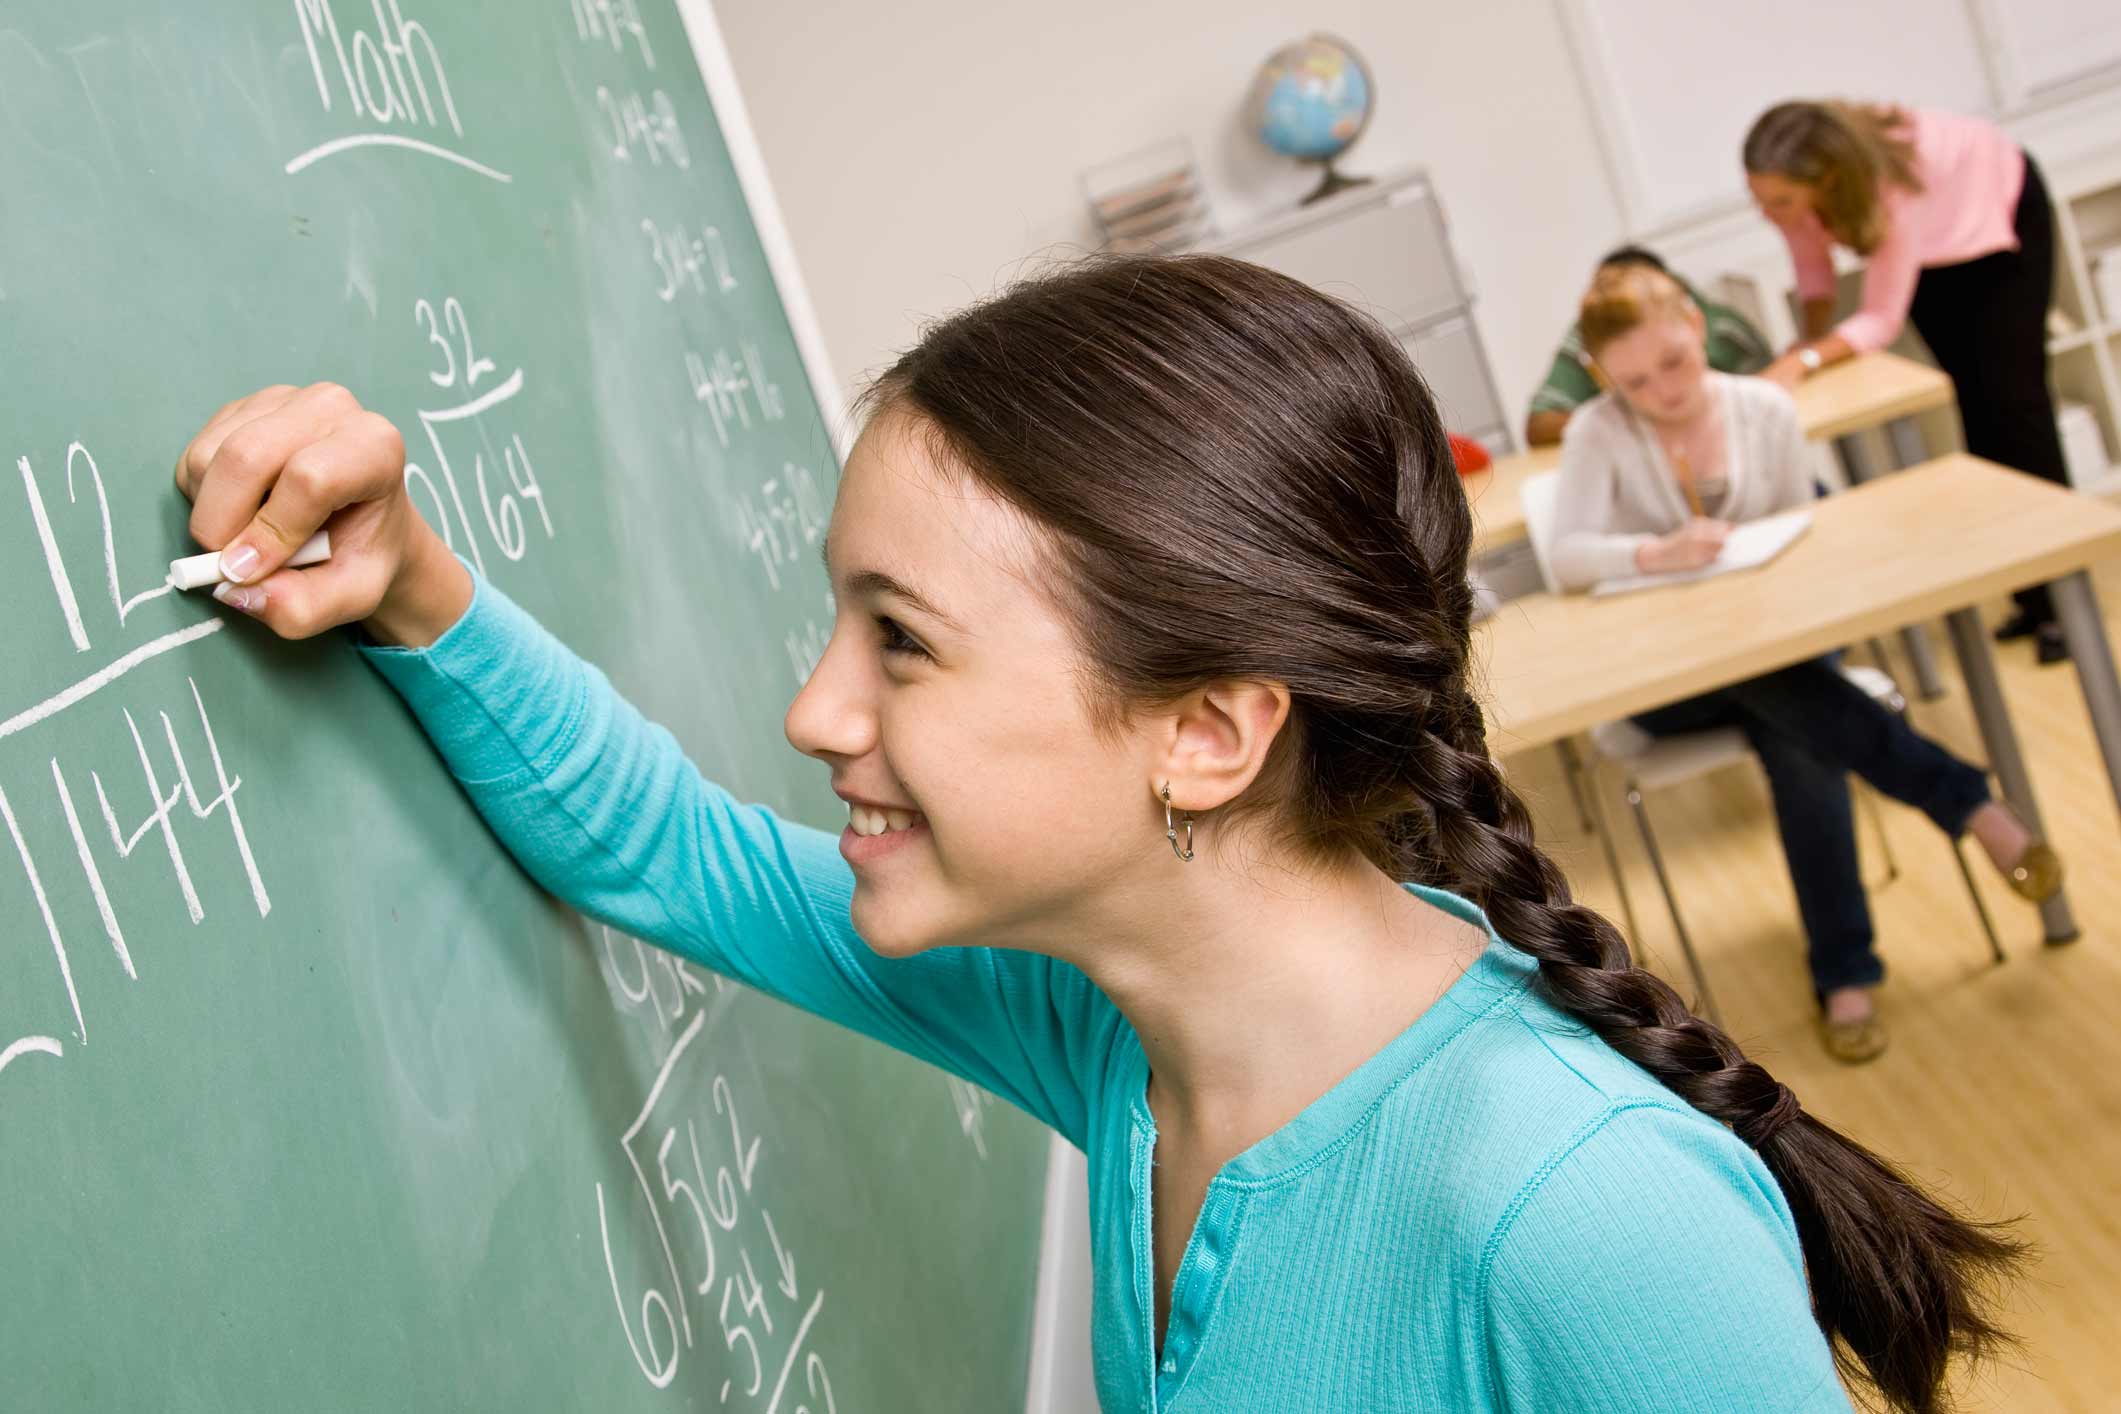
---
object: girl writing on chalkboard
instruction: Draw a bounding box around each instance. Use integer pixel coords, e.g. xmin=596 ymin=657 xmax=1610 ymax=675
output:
xmin=1744 ymin=100 xmax=2073 ymax=663
xmin=1548 ymin=261 xmax=2061 ymax=1064
xmin=176 ymin=256 xmax=2018 ymax=1413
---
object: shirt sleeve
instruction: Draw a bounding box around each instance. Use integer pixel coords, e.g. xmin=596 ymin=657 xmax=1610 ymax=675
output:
xmin=1781 ymin=214 xmax=1839 ymax=306
xmin=1548 ymin=413 xmax=1655 ymax=591
xmin=1484 ymin=1103 xmax=1850 ymax=1413
xmin=1529 ymin=336 xmax=1599 ymax=417
xmin=356 ymin=568 xmax=1110 ymax=1148
xmin=1835 ymin=206 xmax=1919 ymax=353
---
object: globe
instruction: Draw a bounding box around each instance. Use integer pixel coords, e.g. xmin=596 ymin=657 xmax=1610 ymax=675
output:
xmin=1248 ymin=34 xmax=1375 ymax=204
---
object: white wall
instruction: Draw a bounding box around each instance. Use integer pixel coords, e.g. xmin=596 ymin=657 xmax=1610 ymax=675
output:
xmin=715 ymin=0 xmax=1628 ymax=431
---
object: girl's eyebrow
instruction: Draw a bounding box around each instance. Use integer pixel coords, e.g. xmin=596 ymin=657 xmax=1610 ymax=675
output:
xmin=846 ymin=570 xmax=964 ymax=631
xmin=821 ymin=541 xmax=965 ymax=632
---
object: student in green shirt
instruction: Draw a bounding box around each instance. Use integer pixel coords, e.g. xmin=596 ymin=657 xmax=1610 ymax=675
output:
xmin=1526 ymin=246 xmax=1773 ymax=447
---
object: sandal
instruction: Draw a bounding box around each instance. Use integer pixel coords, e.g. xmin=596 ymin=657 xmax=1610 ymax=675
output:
xmin=2007 ymin=842 xmax=2064 ymax=904
xmin=1819 ymin=1015 xmax=1889 ymax=1065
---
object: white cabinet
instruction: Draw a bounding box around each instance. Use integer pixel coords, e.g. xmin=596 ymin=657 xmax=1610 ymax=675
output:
xmin=1209 ymin=171 xmax=1513 ymax=451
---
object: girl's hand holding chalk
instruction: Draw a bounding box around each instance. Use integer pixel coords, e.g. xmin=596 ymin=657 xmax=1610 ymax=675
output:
xmin=168 ymin=530 xmax=333 ymax=590
xmin=171 ymin=382 xmax=471 ymax=646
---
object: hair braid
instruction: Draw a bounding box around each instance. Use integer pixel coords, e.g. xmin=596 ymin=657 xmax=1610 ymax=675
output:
xmin=1405 ymin=691 xmax=2023 ymax=1412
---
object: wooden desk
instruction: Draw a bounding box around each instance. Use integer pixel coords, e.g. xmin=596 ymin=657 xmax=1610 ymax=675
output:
xmin=1463 ymin=445 xmax=1556 ymax=557
xmin=1478 ymin=455 xmax=2121 ymax=943
xmin=1788 ymin=349 xmax=1955 ymax=440
xmin=1464 ymin=351 xmax=1953 ymax=557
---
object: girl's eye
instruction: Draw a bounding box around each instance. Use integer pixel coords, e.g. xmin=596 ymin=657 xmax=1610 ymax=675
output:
xmin=876 ymin=615 xmax=931 ymax=660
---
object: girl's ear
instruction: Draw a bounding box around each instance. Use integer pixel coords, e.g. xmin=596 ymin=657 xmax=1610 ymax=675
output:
xmin=1151 ymin=679 xmax=1293 ymax=815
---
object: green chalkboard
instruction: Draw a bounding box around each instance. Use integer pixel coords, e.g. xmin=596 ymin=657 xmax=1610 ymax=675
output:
xmin=0 ymin=3 xmax=1050 ymax=1409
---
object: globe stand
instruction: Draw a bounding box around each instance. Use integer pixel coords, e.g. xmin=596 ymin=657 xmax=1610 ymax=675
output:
xmin=1302 ymin=160 xmax=1372 ymax=206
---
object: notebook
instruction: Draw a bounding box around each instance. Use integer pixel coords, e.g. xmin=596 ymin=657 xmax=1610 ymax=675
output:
xmin=1591 ymin=508 xmax=1814 ymax=597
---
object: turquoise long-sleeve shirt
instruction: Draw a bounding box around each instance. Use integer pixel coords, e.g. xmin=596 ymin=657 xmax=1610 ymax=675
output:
xmin=359 ymin=572 xmax=1849 ymax=1413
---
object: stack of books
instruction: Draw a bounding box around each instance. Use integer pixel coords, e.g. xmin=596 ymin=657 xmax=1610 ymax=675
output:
xmin=1082 ymin=138 xmax=1215 ymax=255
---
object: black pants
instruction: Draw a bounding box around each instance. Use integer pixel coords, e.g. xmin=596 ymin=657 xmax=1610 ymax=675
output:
xmin=1632 ymin=657 xmax=1993 ymax=997
xmin=1907 ymin=152 xmax=2068 ymax=625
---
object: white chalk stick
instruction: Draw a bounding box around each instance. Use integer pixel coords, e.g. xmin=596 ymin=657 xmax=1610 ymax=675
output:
xmin=167 ymin=531 xmax=332 ymax=591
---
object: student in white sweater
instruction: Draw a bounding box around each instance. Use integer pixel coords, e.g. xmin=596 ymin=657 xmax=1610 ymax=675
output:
xmin=1550 ymin=264 xmax=2061 ymax=1062
xmin=1550 ymin=369 xmax=1807 ymax=588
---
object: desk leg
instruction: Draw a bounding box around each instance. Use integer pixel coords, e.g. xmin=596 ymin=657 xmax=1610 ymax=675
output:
xmin=1944 ymin=607 xmax=2080 ymax=943
xmin=1848 ymin=425 xmax=1948 ymax=700
xmin=1559 ymin=738 xmax=1642 ymax=949
xmin=1883 ymin=420 xmax=1947 ymax=699
xmin=1832 ymin=432 xmax=1875 ymax=488
xmin=2053 ymin=571 xmax=2121 ymax=823
xmin=1897 ymin=626 xmax=1948 ymax=702
xmin=1884 ymin=417 xmax=1927 ymax=469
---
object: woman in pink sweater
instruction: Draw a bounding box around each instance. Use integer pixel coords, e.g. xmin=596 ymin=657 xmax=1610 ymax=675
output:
xmin=1744 ymin=103 xmax=2070 ymax=662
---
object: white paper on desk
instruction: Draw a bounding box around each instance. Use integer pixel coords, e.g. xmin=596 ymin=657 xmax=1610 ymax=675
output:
xmin=1591 ymin=509 xmax=1814 ymax=597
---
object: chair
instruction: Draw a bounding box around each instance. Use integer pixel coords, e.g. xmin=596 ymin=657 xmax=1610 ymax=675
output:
xmin=1518 ymin=471 xmax=2005 ymax=1024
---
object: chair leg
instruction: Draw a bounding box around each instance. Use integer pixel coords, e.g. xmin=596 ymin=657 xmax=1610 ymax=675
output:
xmin=1581 ymin=760 xmax=1643 ymax=948
xmin=1949 ymin=839 xmax=2008 ymax=966
xmin=1625 ymin=783 xmax=1723 ymax=1027
xmin=1555 ymin=739 xmax=1596 ymax=834
xmin=1855 ymin=781 xmax=1900 ymax=884
xmin=1865 ymin=637 xmax=1902 ymax=691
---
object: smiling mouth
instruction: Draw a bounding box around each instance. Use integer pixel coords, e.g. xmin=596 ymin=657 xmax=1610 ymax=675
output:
xmin=846 ymin=803 xmax=924 ymax=837
xmin=838 ymin=807 xmax=928 ymax=867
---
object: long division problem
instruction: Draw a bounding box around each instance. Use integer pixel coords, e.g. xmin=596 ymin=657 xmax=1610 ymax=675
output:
xmin=1 ymin=432 xmax=270 ymax=1081
xmin=592 ymin=928 xmax=838 ymax=1410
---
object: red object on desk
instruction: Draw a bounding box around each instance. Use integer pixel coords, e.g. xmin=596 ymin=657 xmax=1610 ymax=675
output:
xmin=1448 ymin=432 xmax=1492 ymax=476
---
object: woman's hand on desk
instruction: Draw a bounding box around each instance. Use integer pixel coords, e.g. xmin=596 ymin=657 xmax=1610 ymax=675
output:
xmin=1636 ymin=518 xmax=1733 ymax=574
xmin=1760 ymin=353 xmax=1807 ymax=391
xmin=1764 ymin=334 xmax=1851 ymax=391
xmin=174 ymin=382 xmax=471 ymax=648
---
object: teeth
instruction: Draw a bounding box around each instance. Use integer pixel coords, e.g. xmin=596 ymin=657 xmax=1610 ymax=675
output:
xmin=847 ymin=803 xmax=920 ymax=837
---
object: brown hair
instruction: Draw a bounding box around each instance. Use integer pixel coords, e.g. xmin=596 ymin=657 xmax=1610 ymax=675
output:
xmin=1577 ymin=262 xmax=1696 ymax=358
xmin=865 ymin=253 xmax=2021 ymax=1412
xmin=1744 ymin=100 xmax=1925 ymax=253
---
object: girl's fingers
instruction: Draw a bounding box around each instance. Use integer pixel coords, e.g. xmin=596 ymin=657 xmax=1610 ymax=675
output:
xmin=184 ymin=385 xmax=402 ymax=582
xmin=173 ymin=385 xmax=302 ymax=500
xmin=217 ymin=411 xmax=405 ymax=584
xmin=185 ymin=385 xmax=349 ymax=548
xmin=209 ymin=517 xmax=398 ymax=640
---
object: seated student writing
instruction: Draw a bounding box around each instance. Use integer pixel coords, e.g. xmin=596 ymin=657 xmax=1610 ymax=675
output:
xmin=1550 ymin=263 xmax=2061 ymax=1063
xmin=178 ymin=257 xmax=2021 ymax=1410
xmin=1525 ymin=246 xmax=1771 ymax=448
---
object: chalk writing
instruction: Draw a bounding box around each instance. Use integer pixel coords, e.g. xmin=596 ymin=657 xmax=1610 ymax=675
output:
xmin=399 ymin=297 xmax=556 ymax=575
xmin=286 ymin=0 xmax=511 ymax=182
xmin=687 ymin=344 xmax=787 ymax=450
xmin=2 ymin=678 xmax=267 ymax=1083
xmin=571 ymin=0 xmax=655 ymax=68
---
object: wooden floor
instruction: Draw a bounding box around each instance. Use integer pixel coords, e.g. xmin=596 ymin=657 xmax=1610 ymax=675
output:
xmin=1501 ymin=564 xmax=2121 ymax=1414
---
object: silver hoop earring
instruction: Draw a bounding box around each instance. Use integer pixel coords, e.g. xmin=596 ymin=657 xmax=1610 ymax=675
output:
xmin=1161 ymin=782 xmax=1195 ymax=862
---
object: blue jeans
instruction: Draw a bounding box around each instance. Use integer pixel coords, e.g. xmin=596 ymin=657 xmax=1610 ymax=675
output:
xmin=1631 ymin=657 xmax=1993 ymax=998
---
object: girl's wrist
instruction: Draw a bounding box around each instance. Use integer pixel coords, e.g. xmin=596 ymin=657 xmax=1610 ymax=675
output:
xmin=366 ymin=532 xmax=473 ymax=648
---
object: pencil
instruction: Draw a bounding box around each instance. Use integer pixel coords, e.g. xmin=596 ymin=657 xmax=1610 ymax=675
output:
xmin=1673 ymin=447 xmax=1706 ymax=519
